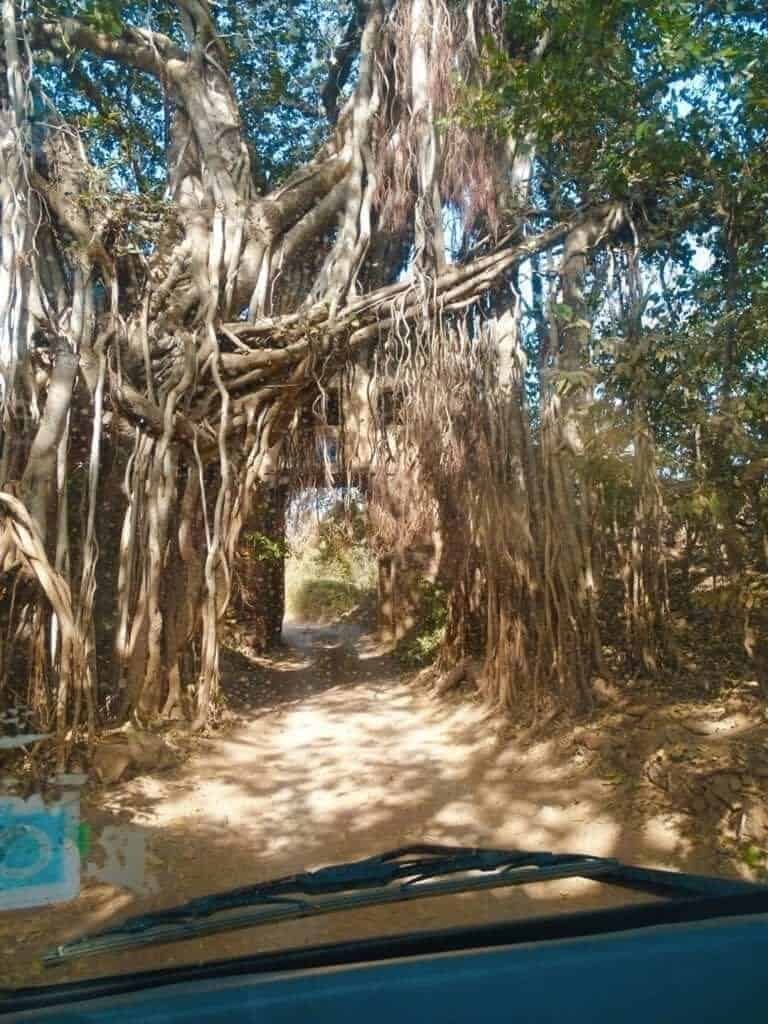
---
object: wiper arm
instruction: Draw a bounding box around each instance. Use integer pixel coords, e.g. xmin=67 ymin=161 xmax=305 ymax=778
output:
xmin=42 ymin=843 xmax=761 ymax=966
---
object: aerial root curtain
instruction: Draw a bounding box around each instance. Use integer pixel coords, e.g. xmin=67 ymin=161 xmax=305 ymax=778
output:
xmin=0 ymin=0 xmax=694 ymax=759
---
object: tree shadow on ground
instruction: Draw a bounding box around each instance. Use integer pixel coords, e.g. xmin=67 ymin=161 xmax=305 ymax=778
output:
xmin=4 ymin=619 xmax=764 ymax=989
xmin=219 ymin=621 xmax=397 ymax=716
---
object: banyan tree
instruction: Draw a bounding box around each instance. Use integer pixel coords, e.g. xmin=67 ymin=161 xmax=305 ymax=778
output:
xmin=2 ymin=0 xmax=766 ymax=759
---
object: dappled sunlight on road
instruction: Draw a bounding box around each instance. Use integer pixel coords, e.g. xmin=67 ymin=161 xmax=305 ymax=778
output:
xmin=4 ymin=620 xmax=732 ymax=986
xmin=113 ymin=623 xmax=708 ymax=882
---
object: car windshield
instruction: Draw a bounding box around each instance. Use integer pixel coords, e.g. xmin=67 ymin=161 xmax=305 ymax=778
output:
xmin=2 ymin=0 xmax=767 ymax=996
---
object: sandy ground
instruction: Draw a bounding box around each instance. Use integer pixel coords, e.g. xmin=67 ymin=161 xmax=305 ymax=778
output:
xmin=1 ymin=620 xmax=750 ymax=989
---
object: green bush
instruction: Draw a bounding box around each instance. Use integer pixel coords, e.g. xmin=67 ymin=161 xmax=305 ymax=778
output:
xmin=241 ymin=529 xmax=289 ymax=562
xmin=285 ymin=501 xmax=377 ymax=623
xmin=398 ymin=579 xmax=448 ymax=668
xmin=399 ymin=624 xmax=445 ymax=668
xmin=287 ymin=577 xmax=365 ymax=622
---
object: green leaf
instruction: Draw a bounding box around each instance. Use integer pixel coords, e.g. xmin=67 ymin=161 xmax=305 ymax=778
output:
xmin=742 ymin=845 xmax=766 ymax=870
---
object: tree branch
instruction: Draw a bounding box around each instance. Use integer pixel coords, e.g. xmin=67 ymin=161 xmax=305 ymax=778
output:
xmin=112 ymin=379 xmax=215 ymax=454
xmin=226 ymin=213 xmax=577 ymax=350
xmin=321 ymin=0 xmax=370 ymax=124
xmin=27 ymin=17 xmax=185 ymax=75
xmin=67 ymin=61 xmax=159 ymax=190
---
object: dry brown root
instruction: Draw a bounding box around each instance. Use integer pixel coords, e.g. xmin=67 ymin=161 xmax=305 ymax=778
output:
xmin=433 ymin=657 xmax=473 ymax=697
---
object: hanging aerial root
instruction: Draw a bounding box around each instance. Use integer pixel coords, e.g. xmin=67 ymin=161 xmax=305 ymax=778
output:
xmin=0 ymin=491 xmax=88 ymax=766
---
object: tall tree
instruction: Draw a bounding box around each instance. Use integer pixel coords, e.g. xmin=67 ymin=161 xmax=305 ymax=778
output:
xmin=1 ymin=0 xmax=766 ymax=759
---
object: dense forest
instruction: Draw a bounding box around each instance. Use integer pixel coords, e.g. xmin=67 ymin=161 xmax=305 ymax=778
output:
xmin=1 ymin=0 xmax=766 ymax=765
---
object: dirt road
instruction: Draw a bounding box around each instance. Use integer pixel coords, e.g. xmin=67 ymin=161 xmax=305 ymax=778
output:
xmin=3 ymin=621 xmax=742 ymax=987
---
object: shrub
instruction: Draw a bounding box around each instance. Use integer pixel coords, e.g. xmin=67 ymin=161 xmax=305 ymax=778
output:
xmin=286 ymin=578 xmax=366 ymax=623
xmin=398 ymin=579 xmax=448 ymax=668
xmin=285 ymin=499 xmax=377 ymax=623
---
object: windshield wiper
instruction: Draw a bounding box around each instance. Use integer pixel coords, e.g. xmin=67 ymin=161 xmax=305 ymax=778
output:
xmin=42 ymin=843 xmax=762 ymax=966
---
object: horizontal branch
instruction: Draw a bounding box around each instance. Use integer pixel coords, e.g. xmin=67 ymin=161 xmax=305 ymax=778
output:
xmin=111 ymin=206 xmax=621 ymax=460
xmin=224 ymin=213 xmax=575 ymax=350
xmin=112 ymin=380 xmax=216 ymax=453
xmin=254 ymin=154 xmax=350 ymax=240
xmin=28 ymin=17 xmax=185 ymax=75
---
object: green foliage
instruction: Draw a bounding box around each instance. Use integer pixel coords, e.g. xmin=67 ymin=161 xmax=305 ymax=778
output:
xmin=81 ymin=0 xmax=123 ymax=35
xmin=287 ymin=578 xmax=366 ymax=623
xmin=417 ymin=579 xmax=448 ymax=633
xmin=451 ymin=3 xmax=768 ymax=609
xmin=285 ymin=499 xmax=377 ymax=623
xmin=455 ymin=0 xmax=768 ymax=212
xmin=552 ymin=368 xmax=595 ymax=396
xmin=398 ymin=580 xmax=448 ymax=669
xmin=740 ymin=843 xmax=768 ymax=879
xmin=315 ymin=505 xmax=367 ymax=572
xmin=399 ymin=627 xmax=444 ymax=668
xmin=35 ymin=0 xmax=358 ymax=189
xmin=241 ymin=530 xmax=289 ymax=563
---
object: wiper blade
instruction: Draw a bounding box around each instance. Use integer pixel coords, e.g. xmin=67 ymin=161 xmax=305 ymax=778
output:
xmin=86 ymin=845 xmax=605 ymax=931
xmin=42 ymin=843 xmax=761 ymax=966
xmin=43 ymin=845 xmax=611 ymax=964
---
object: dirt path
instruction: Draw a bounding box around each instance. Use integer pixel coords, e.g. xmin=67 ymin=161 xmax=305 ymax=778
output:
xmin=3 ymin=621 xmax=756 ymax=987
